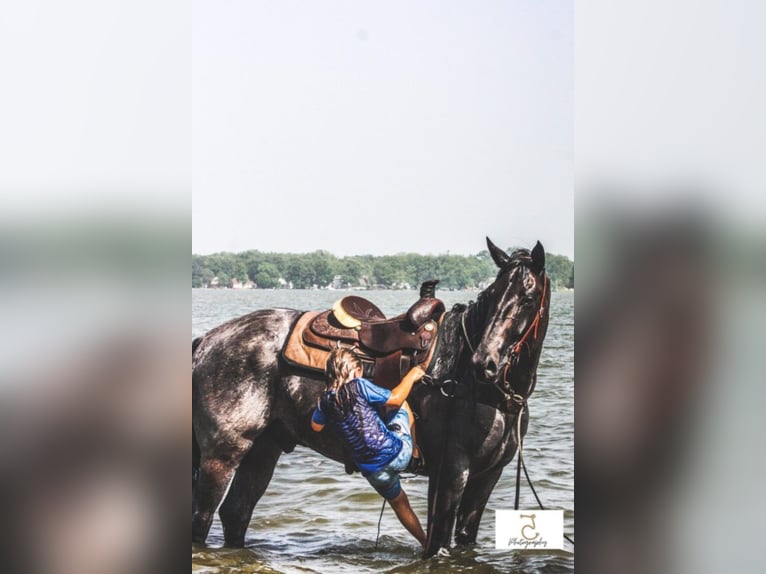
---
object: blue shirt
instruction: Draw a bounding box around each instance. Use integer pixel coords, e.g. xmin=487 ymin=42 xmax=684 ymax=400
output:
xmin=312 ymin=378 xmax=403 ymax=473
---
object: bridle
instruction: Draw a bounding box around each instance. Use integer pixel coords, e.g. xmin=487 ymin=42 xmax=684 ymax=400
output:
xmin=429 ymin=262 xmax=549 ymax=413
xmin=501 ymin=273 xmax=549 ymax=398
xmin=430 ymin=266 xmax=551 ymax=531
xmin=459 ymin=271 xmax=550 ymax=408
xmin=509 ymin=273 xmax=549 ymax=362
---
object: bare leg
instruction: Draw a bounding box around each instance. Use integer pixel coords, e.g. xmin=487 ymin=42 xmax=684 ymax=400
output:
xmin=388 ymin=488 xmax=426 ymax=548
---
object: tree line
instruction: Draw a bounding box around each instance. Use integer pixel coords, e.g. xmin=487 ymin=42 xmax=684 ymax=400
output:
xmin=192 ymin=249 xmax=574 ymax=291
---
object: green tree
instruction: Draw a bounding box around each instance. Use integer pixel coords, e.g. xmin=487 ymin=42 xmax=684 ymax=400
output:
xmin=191 ymin=249 xmax=572 ymax=291
xmin=373 ymin=256 xmax=406 ymax=287
xmin=253 ymin=262 xmax=281 ymax=288
xmin=284 ymin=257 xmax=313 ymax=289
xmin=192 ymin=256 xmax=206 ymax=288
xmin=310 ymin=251 xmax=337 ymax=287
xmin=545 ymin=254 xmax=574 ymax=291
xmin=339 ymin=258 xmax=364 ymax=287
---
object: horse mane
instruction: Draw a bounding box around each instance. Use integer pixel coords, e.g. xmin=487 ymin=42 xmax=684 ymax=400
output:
xmin=452 ymin=247 xmax=534 ymax=343
xmin=504 ymin=248 xmax=533 ymax=270
xmin=477 ymin=248 xmax=533 ymax=305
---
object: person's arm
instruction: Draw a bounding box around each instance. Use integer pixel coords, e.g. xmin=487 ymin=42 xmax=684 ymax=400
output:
xmin=385 ymin=365 xmax=425 ymax=408
xmin=311 ymin=401 xmax=326 ymax=432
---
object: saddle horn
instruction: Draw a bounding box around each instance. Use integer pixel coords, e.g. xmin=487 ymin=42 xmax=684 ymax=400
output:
xmin=420 ymin=279 xmax=439 ymax=298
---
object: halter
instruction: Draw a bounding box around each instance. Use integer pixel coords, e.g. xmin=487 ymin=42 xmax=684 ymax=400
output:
xmin=502 ymin=273 xmax=549 ymax=402
xmin=457 ymin=271 xmax=549 ymax=372
xmin=510 ymin=273 xmax=549 ymax=360
xmin=451 ymin=271 xmax=549 ymax=407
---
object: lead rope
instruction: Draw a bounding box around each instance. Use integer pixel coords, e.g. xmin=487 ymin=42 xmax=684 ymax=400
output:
xmin=513 ymin=403 xmax=575 ymax=547
xmin=460 ymin=309 xmax=475 ymax=354
xmin=374 ymin=498 xmax=386 ymax=549
xmin=513 ymin=404 xmax=525 ymax=511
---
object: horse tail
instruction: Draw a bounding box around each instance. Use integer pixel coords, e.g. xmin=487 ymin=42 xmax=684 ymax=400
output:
xmin=193 ymin=428 xmax=201 ymax=484
xmin=192 ymin=337 xmax=202 ymax=506
xmin=192 ymin=427 xmax=201 ymax=516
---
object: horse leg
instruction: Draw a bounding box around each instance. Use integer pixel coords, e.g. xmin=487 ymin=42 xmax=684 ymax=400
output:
xmin=453 ymin=466 xmax=504 ymax=545
xmin=218 ymin=436 xmax=283 ymax=547
xmin=424 ymin=455 xmax=470 ymax=557
xmin=192 ymin=446 xmax=249 ymax=544
xmin=193 ymin=430 xmax=201 ymax=516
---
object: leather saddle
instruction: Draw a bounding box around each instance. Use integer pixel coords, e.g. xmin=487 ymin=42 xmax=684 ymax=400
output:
xmin=283 ymin=280 xmax=445 ymax=390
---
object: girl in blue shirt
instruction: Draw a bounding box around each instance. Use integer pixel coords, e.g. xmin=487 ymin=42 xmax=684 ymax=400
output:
xmin=311 ymin=348 xmax=426 ymax=549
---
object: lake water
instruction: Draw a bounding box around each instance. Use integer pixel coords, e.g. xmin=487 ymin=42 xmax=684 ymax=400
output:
xmin=192 ymin=289 xmax=574 ymax=573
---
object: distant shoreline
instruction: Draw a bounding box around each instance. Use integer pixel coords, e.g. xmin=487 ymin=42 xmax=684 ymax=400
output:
xmin=193 ymin=250 xmax=574 ymax=291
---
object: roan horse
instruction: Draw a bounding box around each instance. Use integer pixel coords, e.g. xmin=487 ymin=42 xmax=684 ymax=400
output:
xmin=192 ymin=238 xmax=551 ymax=557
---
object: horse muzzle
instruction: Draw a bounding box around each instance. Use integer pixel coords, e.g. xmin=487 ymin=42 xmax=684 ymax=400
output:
xmin=471 ymin=351 xmax=501 ymax=384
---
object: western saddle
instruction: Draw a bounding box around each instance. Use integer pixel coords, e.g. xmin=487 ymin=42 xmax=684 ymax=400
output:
xmin=282 ymin=280 xmax=445 ymax=390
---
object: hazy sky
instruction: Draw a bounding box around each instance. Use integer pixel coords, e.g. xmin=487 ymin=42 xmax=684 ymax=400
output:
xmin=193 ymin=1 xmax=572 ymax=258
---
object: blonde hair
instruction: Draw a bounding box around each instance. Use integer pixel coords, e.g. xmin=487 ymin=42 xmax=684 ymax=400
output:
xmin=325 ymin=348 xmax=362 ymax=393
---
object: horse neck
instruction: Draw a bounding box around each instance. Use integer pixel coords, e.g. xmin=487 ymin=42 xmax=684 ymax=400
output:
xmin=463 ymin=290 xmax=489 ymax=348
xmin=428 ymin=299 xmax=484 ymax=382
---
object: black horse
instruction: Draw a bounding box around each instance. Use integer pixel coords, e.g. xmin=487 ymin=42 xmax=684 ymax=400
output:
xmin=192 ymin=238 xmax=551 ymax=557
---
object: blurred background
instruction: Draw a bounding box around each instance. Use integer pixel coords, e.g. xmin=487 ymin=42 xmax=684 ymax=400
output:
xmin=0 ymin=2 xmax=188 ymax=573
xmin=1 ymin=1 xmax=764 ymax=573
xmin=576 ymin=1 xmax=766 ymax=573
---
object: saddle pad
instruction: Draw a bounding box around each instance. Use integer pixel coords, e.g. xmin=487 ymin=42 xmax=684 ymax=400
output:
xmin=282 ymin=311 xmax=334 ymax=372
xmin=284 ymin=311 xmax=392 ymax=380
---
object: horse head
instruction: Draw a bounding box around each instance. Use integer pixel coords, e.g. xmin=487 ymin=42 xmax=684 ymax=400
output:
xmin=468 ymin=238 xmax=551 ymax=399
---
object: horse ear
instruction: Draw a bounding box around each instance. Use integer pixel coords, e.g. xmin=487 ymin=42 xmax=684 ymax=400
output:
xmin=486 ymin=237 xmax=510 ymax=269
xmin=530 ymin=240 xmax=545 ymax=274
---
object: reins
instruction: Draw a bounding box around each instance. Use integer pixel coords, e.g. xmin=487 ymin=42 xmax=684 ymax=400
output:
xmin=450 ymin=270 xmax=574 ymax=546
xmin=460 ymin=310 xmax=476 ymax=354
xmin=430 ymin=272 xmax=550 ymax=412
xmin=512 ymin=402 xmax=575 ymax=546
xmin=513 ymin=402 xmax=525 ymax=510
xmin=456 ymin=273 xmax=550 ymax=392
